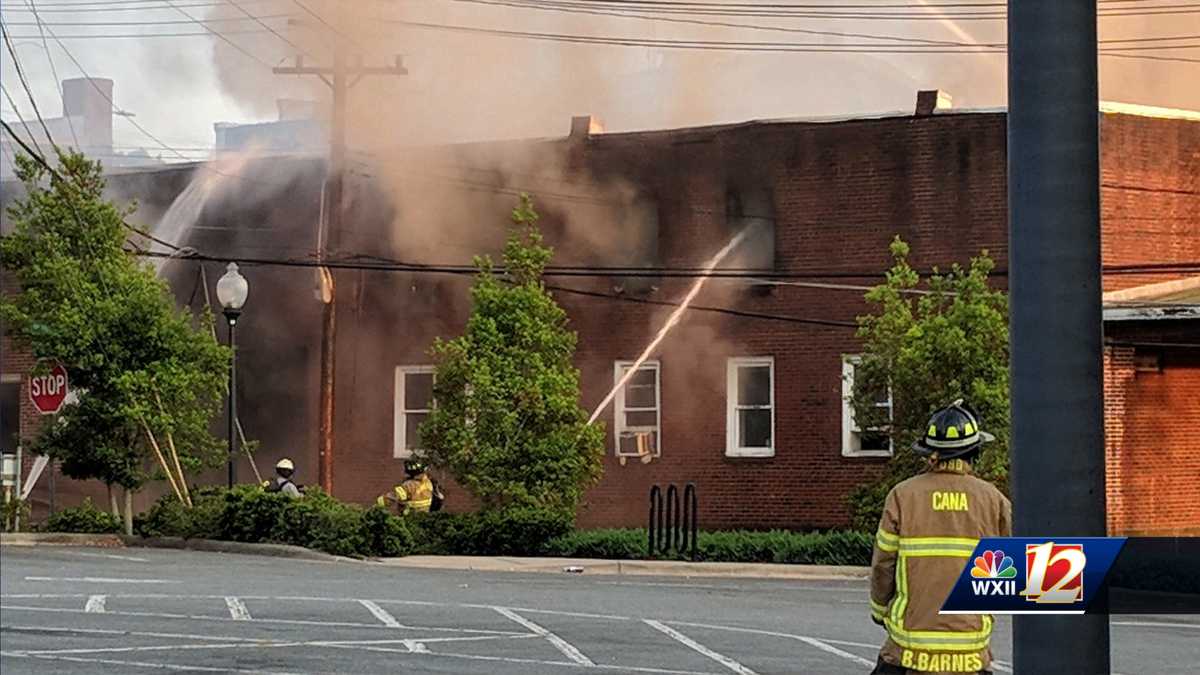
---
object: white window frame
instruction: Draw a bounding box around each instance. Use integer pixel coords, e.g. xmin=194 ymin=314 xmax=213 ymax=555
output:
xmin=842 ymin=355 xmax=894 ymax=457
xmin=726 ymin=356 xmax=775 ymax=458
xmin=613 ymin=360 xmax=662 ymax=458
xmin=394 ymin=365 xmax=435 ymax=459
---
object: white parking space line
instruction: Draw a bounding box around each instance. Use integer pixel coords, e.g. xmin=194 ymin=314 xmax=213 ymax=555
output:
xmin=84 ymin=595 xmax=107 ymax=613
xmin=223 ymin=597 xmax=252 ymax=621
xmin=357 ymin=599 xmax=401 ymax=627
xmin=1113 ymin=620 xmax=1200 ymax=630
xmin=24 ymin=576 xmax=175 ymax=584
xmin=666 ymin=620 xmax=876 ymax=669
xmin=0 ymin=603 xmax=527 ymax=635
xmin=644 ymin=620 xmax=759 ymax=675
xmin=320 ymin=641 xmax=723 ymax=675
xmin=68 ymin=551 xmax=150 ymax=563
xmin=3 ymin=652 xmax=300 ymax=674
xmin=494 ymin=606 xmax=596 ymax=666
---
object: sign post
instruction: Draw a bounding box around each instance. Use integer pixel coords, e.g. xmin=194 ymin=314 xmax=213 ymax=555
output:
xmin=30 ymin=362 xmax=69 ymax=416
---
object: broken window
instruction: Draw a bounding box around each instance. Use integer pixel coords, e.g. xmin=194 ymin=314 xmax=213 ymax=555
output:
xmin=724 ymin=188 xmax=776 ymax=271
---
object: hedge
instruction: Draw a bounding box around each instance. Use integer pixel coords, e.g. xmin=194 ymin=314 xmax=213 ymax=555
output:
xmin=42 ymin=487 xmax=871 ymax=566
xmin=543 ymin=528 xmax=872 ymax=566
xmin=41 ymin=499 xmax=122 ymax=534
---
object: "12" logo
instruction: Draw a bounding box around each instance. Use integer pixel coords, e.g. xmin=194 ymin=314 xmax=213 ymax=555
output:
xmin=1022 ymin=542 xmax=1086 ymax=603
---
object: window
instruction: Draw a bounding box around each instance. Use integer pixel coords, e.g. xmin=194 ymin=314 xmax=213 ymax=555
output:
xmin=842 ymin=355 xmax=893 ymax=457
xmin=726 ymin=357 xmax=774 ymax=457
xmin=614 ymin=361 xmax=661 ymax=458
xmin=394 ymin=366 xmax=434 ymax=458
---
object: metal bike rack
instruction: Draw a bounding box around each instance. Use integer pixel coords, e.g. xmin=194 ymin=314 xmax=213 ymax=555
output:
xmin=648 ymin=482 xmax=698 ymax=560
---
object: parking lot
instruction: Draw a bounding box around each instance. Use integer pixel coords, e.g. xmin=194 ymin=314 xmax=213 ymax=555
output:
xmin=2 ymin=546 xmax=1196 ymax=673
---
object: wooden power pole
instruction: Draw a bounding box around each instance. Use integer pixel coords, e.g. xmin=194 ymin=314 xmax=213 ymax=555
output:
xmin=274 ymin=44 xmax=406 ymax=494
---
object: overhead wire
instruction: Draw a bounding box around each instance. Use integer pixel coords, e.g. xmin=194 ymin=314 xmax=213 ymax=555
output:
xmin=1 ymin=22 xmax=57 ymax=149
xmin=159 ymin=0 xmax=275 ymax=68
xmin=24 ymin=0 xmax=79 ymax=148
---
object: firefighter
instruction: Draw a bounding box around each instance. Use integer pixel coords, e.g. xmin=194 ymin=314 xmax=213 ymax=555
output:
xmin=376 ymin=460 xmax=436 ymax=514
xmin=870 ymin=400 xmax=1011 ymax=675
xmin=264 ymin=458 xmax=302 ymax=498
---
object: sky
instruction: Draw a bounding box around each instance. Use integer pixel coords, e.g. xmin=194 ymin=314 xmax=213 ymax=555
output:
xmin=1 ymin=0 xmax=1198 ymax=160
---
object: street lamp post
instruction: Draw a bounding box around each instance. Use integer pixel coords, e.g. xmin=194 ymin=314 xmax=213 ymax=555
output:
xmin=216 ymin=263 xmax=249 ymax=489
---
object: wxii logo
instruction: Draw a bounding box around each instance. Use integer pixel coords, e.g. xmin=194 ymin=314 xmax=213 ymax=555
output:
xmin=1022 ymin=542 xmax=1086 ymax=604
xmin=969 ymin=549 xmax=1018 ymax=596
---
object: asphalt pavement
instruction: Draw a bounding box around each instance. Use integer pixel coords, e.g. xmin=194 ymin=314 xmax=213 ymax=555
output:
xmin=1 ymin=546 xmax=1195 ymax=674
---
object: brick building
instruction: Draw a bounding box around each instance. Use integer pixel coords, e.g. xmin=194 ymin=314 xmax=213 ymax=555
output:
xmin=2 ymin=97 xmax=1197 ymax=533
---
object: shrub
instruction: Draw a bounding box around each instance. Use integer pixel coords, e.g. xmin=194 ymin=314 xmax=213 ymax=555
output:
xmin=408 ymin=507 xmax=573 ymax=556
xmin=361 ymin=506 xmax=416 ymax=558
xmin=544 ymin=528 xmax=873 ymax=566
xmin=137 ymin=488 xmax=224 ymax=539
xmin=541 ymin=528 xmax=647 ymax=559
xmin=42 ymin=499 xmax=121 ymax=534
xmin=271 ymin=489 xmax=367 ymax=557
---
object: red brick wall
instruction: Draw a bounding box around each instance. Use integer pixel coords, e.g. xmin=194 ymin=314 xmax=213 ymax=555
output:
xmin=1105 ymin=327 xmax=1200 ymax=535
xmin=1100 ymin=113 xmax=1200 ymax=291
xmin=3 ymin=111 xmax=1196 ymax=533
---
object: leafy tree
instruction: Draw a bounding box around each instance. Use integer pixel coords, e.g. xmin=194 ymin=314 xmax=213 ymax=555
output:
xmin=846 ymin=237 xmax=1009 ymax=531
xmin=0 ymin=150 xmax=230 ymax=531
xmin=420 ymin=195 xmax=605 ymax=517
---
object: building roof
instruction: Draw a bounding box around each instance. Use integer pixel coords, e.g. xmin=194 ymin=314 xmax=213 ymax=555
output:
xmin=1103 ymin=276 xmax=1200 ymax=322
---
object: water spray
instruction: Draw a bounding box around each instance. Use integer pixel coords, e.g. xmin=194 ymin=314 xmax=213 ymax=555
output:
xmin=586 ymin=223 xmax=758 ymax=426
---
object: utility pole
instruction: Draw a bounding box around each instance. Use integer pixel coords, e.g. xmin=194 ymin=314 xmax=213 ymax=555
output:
xmin=274 ymin=40 xmax=406 ymax=495
xmin=1008 ymin=1 xmax=1108 ymax=673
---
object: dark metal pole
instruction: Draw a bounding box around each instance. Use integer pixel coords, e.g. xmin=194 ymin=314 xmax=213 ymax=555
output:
xmin=226 ymin=310 xmax=240 ymax=489
xmin=1008 ymin=1 xmax=1108 ymax=673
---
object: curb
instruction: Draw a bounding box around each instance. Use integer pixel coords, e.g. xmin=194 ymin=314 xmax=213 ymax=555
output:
xmin=0 ymin=532 xmax=342 ymax=562
xmin=376 ymin=555 xmax=871 ymax=580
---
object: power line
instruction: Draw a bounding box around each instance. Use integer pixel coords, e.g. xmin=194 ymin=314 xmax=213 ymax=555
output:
xmin=24 ymin=0 xmax=79 ymax=148
xmin=0 ymin=82 xmax=46 ymax=158
xmin=448 ymin=0 xmax=1200 ymax=47
xmin=1 ymin=22 xmax=56 ymax=149
xmin=159 ymin=0 xmax=274 ymax=68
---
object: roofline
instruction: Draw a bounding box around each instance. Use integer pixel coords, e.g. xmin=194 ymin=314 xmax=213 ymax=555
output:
xmin=1103 ymin=275 xmax=1200 ymax=303
xmin=1103 ymin=306 xmax=1200 ymax=322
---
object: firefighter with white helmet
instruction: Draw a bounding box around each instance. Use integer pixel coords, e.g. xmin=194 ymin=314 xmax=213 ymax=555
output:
xmin=263 ymin=458 xmax=302 ymax=498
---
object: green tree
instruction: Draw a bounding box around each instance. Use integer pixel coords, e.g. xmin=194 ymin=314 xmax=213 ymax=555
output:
xmin=846 ymin=237 xmax=1009 ymax=531
xmin=420 ymin=195 xmax=605 ymax=517
xmin=0 ymin=150 xmax=230 ymax=532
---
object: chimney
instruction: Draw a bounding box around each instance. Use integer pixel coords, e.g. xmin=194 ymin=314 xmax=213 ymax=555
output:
xmin=915 ymin=90 xmax=953 ymax=116
xmin=569 ymin=115 xmax=605 ymax=139
xmin=62 ymin=77 xmax=114 ymax=152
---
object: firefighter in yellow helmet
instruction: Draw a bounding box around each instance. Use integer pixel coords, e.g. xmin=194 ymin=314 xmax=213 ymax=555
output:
xmin=376 ymin=460 xmax=437 ymax=514
xmin=869 ymin=400 xmax=1011 ymax=675
xmin=262 ymin=458 xmax=302 ymax=498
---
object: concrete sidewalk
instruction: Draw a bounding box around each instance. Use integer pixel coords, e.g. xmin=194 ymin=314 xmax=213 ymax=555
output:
xmin=1 ymin=533 xmax=870 ymax=580
xmin=379 ymin=554 xmax=870 ymax=580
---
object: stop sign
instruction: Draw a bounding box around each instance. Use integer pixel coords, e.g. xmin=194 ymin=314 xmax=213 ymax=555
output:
xmin=30 ymin=362 xmax=69 ymax=415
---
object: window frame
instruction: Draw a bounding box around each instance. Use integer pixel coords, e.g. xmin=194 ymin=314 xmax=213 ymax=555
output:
xmin=613 ymin=360 xmax=662 ymax=458
xmin=725 ymin=356 xmax=775 ymax=458
xmin=841 ymin=355 xmax=894 ymax=458
xmin=394 ymin=365 xmax=435 ymax=459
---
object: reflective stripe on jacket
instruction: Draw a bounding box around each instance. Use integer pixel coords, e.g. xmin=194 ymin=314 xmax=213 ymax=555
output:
xmin=377 ymin=475 xmax=434 ymax=514
xmin=870 ymin=459 xmax=1011 ymax=673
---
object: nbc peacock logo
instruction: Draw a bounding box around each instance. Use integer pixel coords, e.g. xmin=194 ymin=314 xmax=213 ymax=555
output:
xmin=969 ymin=549 xmax=1018 ymax=596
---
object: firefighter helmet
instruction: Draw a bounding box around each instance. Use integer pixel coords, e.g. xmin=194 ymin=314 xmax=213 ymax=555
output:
xmin=404 ymin=459 xmax=426 ymax=476
xmin=912 ymin=399 xmax=995 ymax=459
xmin=275 ymin=458 xmax=295 ymax=478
